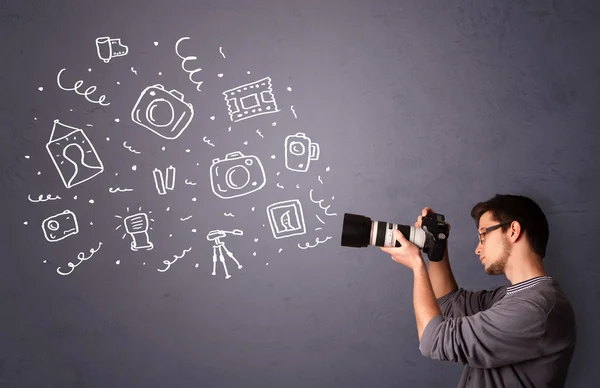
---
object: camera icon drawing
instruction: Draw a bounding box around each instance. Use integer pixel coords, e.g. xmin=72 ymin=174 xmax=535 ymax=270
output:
xmin=284 ymin=132 xmax=320 ymax=172
xmin=131 ymin=84 xmax=194 ymax=140
xmin=210 ymin=151 xmax=266 ymax=199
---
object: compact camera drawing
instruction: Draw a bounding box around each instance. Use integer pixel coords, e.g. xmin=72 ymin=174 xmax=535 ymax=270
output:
xmin=42 ymin=210 xmax=79 ymax=242
xmin=131 ymin=84 xmax=194 ymax=140
xmin=284 ymin=133 xmax=320 ymax=172
xmin=210 ymin=151 xmax=266 ymax=199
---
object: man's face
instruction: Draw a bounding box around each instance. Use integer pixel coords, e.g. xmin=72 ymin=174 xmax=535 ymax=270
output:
xmin=475 ymin=211 xmax=512 ymax=275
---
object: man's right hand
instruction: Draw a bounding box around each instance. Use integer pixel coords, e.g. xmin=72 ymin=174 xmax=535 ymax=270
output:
xmin=414 ymin=207 xmax=451 ymax=233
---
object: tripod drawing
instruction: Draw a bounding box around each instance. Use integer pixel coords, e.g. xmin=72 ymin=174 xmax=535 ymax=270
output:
xmin=207 ymin=229 xmax=243 ymax=279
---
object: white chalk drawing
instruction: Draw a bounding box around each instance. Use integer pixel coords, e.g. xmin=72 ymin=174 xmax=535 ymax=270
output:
xmin=223 ymin=77 xmax=279 ymax=122
xmin=224 ymin=213 xmax=235 ymax=217
xmin=285 ymin=133 xmax=319 ymax=172
xmin=309 ymin=189 xmax=337 ymax=216
xmin=184 ymin=179 xmax=197 ymax=186
xmin=42 ymin=210 xmax=79 ymax=242
xmin=153 ymin=165 xmax=176 ymax=195
xmin=109 ymin=187 xmax=133 ymax=193
xmin=131 ymin=67 xmax=138 ymax=75
xmin=57 ymin=242 xmax=102 ymax=276
xmin=122 ymin=141 xmax=141 ymax=154
xmin=28 ymin=194 xmax=61 ymax=203
xmin=276 ymin=183 xmax=284 ymax=189
xmin=208 ymin=229 xmax=243 ymax=279
xmin=318 ymin=176 xmax=323 ymax=184
xmin=131 ymin=85 xmax=194 ymax=140
xmin=115 ymin=207 xmax=154 ymax=251
xmin=266 ymin=199 xmax=306 ymax=239
xmin=47 ymin=120 xmax=104 ymax=188
xmin=95 ymin=37 xmax=128 ymax=63
xmin=291 ymin=105 xmax=297 ymax=119
xmin=315 ymin=227 xmax=323 ymax=231
xmin=158 ymin=247 xmax=192 ymax=272
xmin=256 ymin=129 xmax=263 ymax=138
xmin=180 ymin=215 xmax=192 ymax=221
xmin=219 ymin=46 xmax=226 ymax=59
xmin=316 ymin=214 xmax=325 ymax=224
xmin=203 ymin=136 xmax=215 ymax=147
xmin=56 ymin=68 xmax=110 ymax=106
xmin=175 ymin=37 xmax=203 ymax=91
xmin=298 ymin=236 xmax=332 ymax=249
xmin=210 ymin=151 xmax=266 ymax=199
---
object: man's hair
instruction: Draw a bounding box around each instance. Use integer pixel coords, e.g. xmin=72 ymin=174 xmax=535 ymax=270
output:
xmin=470 ymin=194 xmax=549 ymax=259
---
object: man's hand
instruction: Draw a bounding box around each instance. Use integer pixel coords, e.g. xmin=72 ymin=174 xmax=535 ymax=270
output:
xmin=380 ymin=229 xmax=424 ymax=270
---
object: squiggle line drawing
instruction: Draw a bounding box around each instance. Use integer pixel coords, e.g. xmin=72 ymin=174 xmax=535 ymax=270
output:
xmin=28 ymin=194 xmax=61 ymax=203
xmin=256 ymin=129 xmax=263 ymax=138
xmin=57 ymin=242 xmax=102 ymax=276
xmin=158 ymin=247 xmax=192 ymax=272
xmin=56 ymin=68 xmax=110 ymax=106
xmin=184 ymin=179 xmax=197 ymax=185
xmin=175 ymin=37 xmax=203 ymax=91
xmin=219 ymin=46 xmax=226 ymax=59
xmin=318 ymin=175 xmax=323 ymax=184
xmin=315 ymin=215 xmax=325 ymax=224
xmin=276 ymin=183 xmax=284 ymax=189
xmin=315 ymin=227 xmax=323 ymax=231
xmin=180 ymin=215 xmax=193 ymax=221
xmin=123 ymin=141 xmax=141 ymax=154
xmin=224 ymin=213 xmax=235 ymax=217
xmin=291 ymin=105 xmax=297 ymax=119
xmin=131 ymin=67 xmax=137 ymax=75
xmin=298 ymin=236 xmax=331 ymax=249
xmin=109 ymin=187 xmax=133 ymax=193
xmin=309 ymin=189 xmax=337 ymax=216
xmin=203 ymin=136 xmax=215 ymax=147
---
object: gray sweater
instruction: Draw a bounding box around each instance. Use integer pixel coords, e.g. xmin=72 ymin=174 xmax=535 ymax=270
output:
xmin=419 ymin=276 xmax=577 ymax=387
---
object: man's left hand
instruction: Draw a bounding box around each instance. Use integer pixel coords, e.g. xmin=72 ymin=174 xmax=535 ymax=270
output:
xmin=380 ymin=229 xmax=424 ymax=270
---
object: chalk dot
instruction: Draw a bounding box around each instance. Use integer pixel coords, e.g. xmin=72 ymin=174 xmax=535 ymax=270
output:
xmin=115 ymin=173 xmax=118 ymax=176
xmin=106 ymin=137 xmax=110 ymax=141
xmin=296 ymin=184 xmax=300 ymax=188
xmin=166 ymin=207 xmax=170 ymax=211
xmin=210 ymin=116 xmax=215 ymax=120
xmin=90 ymin=222 xmax=93 ymax=225
xmin=287 ymin=87 xmax=292 ymax=91
xmin=326 ymin=166 xmax=330 ymax=171
xmin=196 ymin=162 xmax=199 ymax=166
xmin=114 ymin=118 xmax=120 ymax=122
xmin=162 ymin=146 xmax=166 ymax=151
xmin=38 ymin=87 xmax=43 ymax=91
xmin=37 ymin=171 xmax=41 ymax=175
xmin=192 ymin=197 xmax=197 ymax=202
xmin=332 ymin=196 xmax=335 ymax=200
xmin=254 ymin=238 xmax=259 ymax=242
xmin=89 ymin=199 xmax=95 ymax=204
xmin=88 ymin=68 xmax=91 ymax=72
xmin=117 ymin=81 xmax=120 ymax=85
xmin=43 ymin=259 xmax=47 ymax=263
xmin=272 ymin=122 xmax=277 ymax=126
xmin=247 ymin=71 xmax=251 ymax=74
xmin=143 ymin=262 xmax=146 ymax=265
xmin=228 ymin=126 xmax=232 ymax=132
xmin=169 ymin=234 xmax=172 ymax=237
xmin=158 ymin=72 xmax=162 ymax=75
xmin=23 ymin=221 xmax=28 ymax=225
xmin=34 ymin=117 xmax=37 ymax=120
xmin=116 ymin=260 xmax=120 ymax=265
xmin=195 ymin=263 xmax=199 ymax=268
xmin=74 ymin=195 xmax=78 ymax=200
xmin=262 ymin=224 xmax=265 ymax=227
xmin=218 ymin=73 xmax=223 ymax=78
xmin=266 ymin=262 xmax=269 ymax=265
xmin=24 ymin=155 xmax=30 ymax=159
xmin=192 ymin=229 xmax=197 ymax=233
xmin=253 ymin=252 xmax=256 ymax=256
xmin=271 ymin=155 xmax=276 ymax=159
xmin=276 ymin=171 xmax=280 ymax=176
xmin=251 ymin=207 xmax=255 ymax=211
xmin=243 ymin=141 xmax=248 ymax=145
xmin=278 ymin=248 xmax=283 ymax=253
xmin=154 ymin=42 xmax=159 ymax=46
xmin=132 ymin=165 xmax=137 ymax=171
xmin=185 ymin=149 xmax=190 ymax=153
xmin=69 ymin=109 xmax=73 ymax=112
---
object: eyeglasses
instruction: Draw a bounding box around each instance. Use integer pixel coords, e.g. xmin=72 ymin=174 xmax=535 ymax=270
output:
xmin=477 ymin=222 xmax=512 ymax=244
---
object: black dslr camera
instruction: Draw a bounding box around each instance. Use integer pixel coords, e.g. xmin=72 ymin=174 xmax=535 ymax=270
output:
xmin=340 ymin=211 xmax=450 ymax=262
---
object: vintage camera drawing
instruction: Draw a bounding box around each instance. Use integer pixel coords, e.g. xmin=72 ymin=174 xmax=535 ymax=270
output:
xmin=131 ymin=84 xmax=194 ymax=140
xmin=42 ymin=209 xmax=79 ymax=242
xmin=284 ymin=132 xmax=320 ymax=172
xmin=210 ymin=151 xmax=266 ymax=199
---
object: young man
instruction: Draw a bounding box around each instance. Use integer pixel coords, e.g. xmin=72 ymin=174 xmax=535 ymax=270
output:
xmin=381 ymin=194 xmax=577 ymax=388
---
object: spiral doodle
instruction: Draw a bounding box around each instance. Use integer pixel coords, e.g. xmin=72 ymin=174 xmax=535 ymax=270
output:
xmin=175 ymin=37 xmax=204 ymax=91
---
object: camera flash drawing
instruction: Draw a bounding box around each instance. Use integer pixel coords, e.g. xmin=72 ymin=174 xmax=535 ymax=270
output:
xmin=95 ymin=37 xmax=128 ymax=63
xmin=42 ymin=210 xmax=79 ymax=242
xmin=131 ymin=84 xmax=194 ymax=140
xmin=153 ymin=165 xmax=176 ymax=195
xmin=115 ymin=207 xmax=154 ymax=251
xmin=223 ymin=77 xmax=279 ymax=122
xmin=47 ymin=120 xmax=104 ymax=189
xmin=266 ymin=200 xmax=306 ymax=239
xmin=210 ymin=151 xmax=266 ymax=199
xmin=285 ymin=133 xmax=319 ymax=172
xmin=207 ymin=229 xmax=243 ymax=279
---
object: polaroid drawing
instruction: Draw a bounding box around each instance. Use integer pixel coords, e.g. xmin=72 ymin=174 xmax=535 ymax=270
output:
xmin=223 ymin=77 xmax=279 ymax=122
xmin=266 ymin=199 xmax=306 ymax=239
xmin=46 ymin=120 xmax=104 ymax=188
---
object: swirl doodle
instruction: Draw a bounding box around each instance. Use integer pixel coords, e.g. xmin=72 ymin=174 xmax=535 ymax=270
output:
xmin=219 ymin=46 xmax=226 ymax=59
xmin=28 ymin=194 xmax=61 ymax=203
xmin=256 ymin=129 xmax=263 ymax=138
xmin=56 ymin=68 xmax=110 ymax=106
xmin=57 ymin=242 xmax=102 ymax=276
xmin=224 ymin=213 xmax=235 ymax=217
xmin=158 ymin=247 xmax=192 ymax=272
xmin=202 ymin=136 xmax=215 ymax=147
xmin=184 ymin=179 xmax=197 ymax=186
xmin=175 ymin=37 xmax=204 ymax=91
xmin=109 ymin=187 xmax=133 ymax=193
xmin=180 ymin=215 xmax=193 ymax=221
xmin=309 ymin=189 xmax=337 ymax=216
xmin=122 ymin=141 xmax=141 ymax=154
xmin=298 ymin=236 xmax=332 ymax=250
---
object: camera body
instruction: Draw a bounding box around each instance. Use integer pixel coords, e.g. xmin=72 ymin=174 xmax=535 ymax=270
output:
xmin=210 ymin=151 xmax=266 ymax=199
xmin=131 ymin=84 xmax=194 ymax=140
xmin=284 ymin=132 xmax=320 ymax=172
xmin=42 ymin=210 xmax=79 ymax=242
xmin=420 ymin=211 xmax=450 ymax=262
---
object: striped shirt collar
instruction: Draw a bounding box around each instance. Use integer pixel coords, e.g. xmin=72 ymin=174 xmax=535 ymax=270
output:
xmin=506 ymin=275 xmax=554 ymax=295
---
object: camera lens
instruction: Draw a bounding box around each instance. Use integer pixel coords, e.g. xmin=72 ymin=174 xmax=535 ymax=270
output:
xmin=341 ymin=213 xmax=427 ymax=249
xmin=225 ymin=165 xmax=250 ymax=189
xmin=290 ymin=141 xmax=305 ymax=155
xmin=147 ymin=98 xmax=174 ymax=127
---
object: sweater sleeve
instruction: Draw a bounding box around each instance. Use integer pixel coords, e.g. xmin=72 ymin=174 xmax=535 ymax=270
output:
xmin=420 ymin=297 xmax=546 ymax=368
xmin=438 ymin=286 xmax=506 ymax=319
